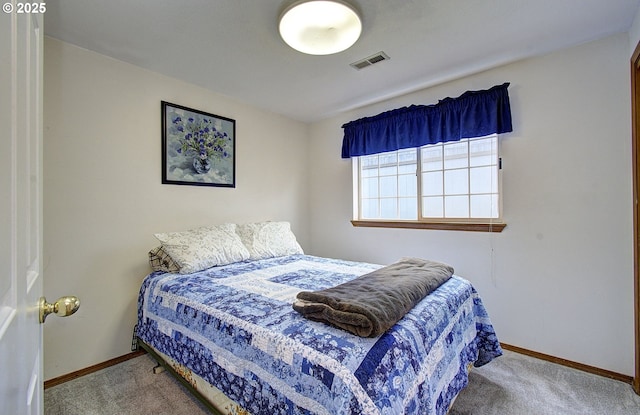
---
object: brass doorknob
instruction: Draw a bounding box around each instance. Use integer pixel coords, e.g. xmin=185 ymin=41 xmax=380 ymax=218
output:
xmin=39 ymin=296 xmax=80 ymax=324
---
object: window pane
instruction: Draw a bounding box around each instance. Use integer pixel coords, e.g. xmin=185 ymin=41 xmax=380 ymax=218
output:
xmin=445 ymin=195 xmax=469 ymax=218
xmin=444 ymin=141 xmax=468 ymax=169
xmin=398 ymin=174 xmax=417 ymax=197
xmin=470 ymin=136 xmax=497 ymax=167
xmin=361 ymin=155 xmax=378 ymax=167
xmin=470 ymin=166 xmax=497 ymax=194
xmin=471 ymin=194 xmax=499 ymax=218
xmin=380 ymin=165 xmax=398 ymax=176
xmin=422 ymin=196 xmax=444 ymax=218
xmin=422 ymin=171 xmax=442 ymax=196
xmin=398 ymin=149 xmax=417 ymax=174
xmin=421 ymin=146 xmax=442 ymax=171
xmin=398 ymin=148 xmax=417 ymax=163
xmin=398 ymin=163 xmax=415 ymax=174
xmin=362 ymin=177 xmax=378 ymax=198
xmin=361 ymin=166 xmax=378 ymax=177
xmin=380 ymin=176 xmax=397 ymax=197
xmin=361 ymin=199 xmax=379 ymax=218
xmin=444 ymin=169 xmax=468 ymax=195
xmin=379 ymin=152 xmax=397 ymax=166
xmin=399 ymin=197 xmax=417 ymax=219
xmin=380 ymin=198 xmax=397 ymax=219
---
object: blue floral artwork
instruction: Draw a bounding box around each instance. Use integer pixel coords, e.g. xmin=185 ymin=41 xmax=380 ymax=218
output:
xmin=162 ymin=101 xmax=235 ymax=187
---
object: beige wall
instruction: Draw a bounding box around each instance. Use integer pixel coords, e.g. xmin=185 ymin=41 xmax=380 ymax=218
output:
xmin=308 ymin=34 xmax=634 ymax=375
xmin=629 ymin=5 xmax=640 ymax=55
xmin=43 ymin=37 xmax=309 ymax=379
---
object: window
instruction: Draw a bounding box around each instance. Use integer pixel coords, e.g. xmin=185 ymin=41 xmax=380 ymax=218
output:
xmin=353 ymin=134 xmax=504 ymax=232
xmin=359 ymin=148 xmax=418 ymax=220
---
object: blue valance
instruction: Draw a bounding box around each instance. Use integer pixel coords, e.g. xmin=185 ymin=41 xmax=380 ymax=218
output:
xmin=341 ymin=83 xmax=512 ymax=158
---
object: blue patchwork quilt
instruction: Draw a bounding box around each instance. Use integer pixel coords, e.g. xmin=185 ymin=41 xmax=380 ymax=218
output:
xmin=136 ymin=254 xmax=502 ymax=415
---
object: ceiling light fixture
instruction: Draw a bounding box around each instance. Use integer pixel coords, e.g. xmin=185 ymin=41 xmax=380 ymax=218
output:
xmin=278 ymin=0 xmax=362 ymax=55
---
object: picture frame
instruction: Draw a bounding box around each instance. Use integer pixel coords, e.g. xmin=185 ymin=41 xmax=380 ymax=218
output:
xmin=161 ymin=101 xmax=236 ymax=187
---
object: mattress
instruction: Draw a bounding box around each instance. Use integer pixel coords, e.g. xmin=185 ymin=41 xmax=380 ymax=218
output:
xmin=136 ymin=254 xmax=502 ymax=414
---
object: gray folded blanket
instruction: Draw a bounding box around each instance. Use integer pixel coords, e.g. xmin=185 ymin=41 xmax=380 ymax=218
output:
xmin=292 ymin=257 xmax=453 ymax=337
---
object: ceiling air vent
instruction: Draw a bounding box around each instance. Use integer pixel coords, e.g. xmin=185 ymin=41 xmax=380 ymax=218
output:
xmin=350 ymin=52 xmax=390 ymax=70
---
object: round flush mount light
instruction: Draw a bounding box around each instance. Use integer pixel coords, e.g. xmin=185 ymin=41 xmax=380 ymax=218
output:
xmin=278 ymin=0 xmax=362 ymax=55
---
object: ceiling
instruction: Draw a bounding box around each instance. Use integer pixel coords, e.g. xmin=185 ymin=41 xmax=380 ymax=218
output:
xmin=44 ymin=0 xmax=640 ymax=123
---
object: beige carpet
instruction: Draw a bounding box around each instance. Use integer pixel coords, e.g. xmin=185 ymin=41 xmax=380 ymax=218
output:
xmin=45 ymin=354 xmax=211 ymax=415
xmin=45 ymin=350 xmax=640 ymax=415
xmin=450 ymin=350 xmax=640 ymax=415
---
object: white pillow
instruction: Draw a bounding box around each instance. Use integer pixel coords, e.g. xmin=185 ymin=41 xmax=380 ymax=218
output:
xmin=154 ymin=223 xmax=250 ymax=274
xmin=236 ymin=221 xmax=303 ymax=260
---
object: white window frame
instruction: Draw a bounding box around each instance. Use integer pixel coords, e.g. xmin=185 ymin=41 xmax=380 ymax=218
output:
xmin=352 ymin=134 xmax=505 ymax=232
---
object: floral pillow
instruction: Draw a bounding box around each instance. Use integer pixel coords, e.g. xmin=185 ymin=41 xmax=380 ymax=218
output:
xmin=154 ymin=223 xmax=250 ymax=274
xmin=236 ymin=221 xmax=303 ymax=260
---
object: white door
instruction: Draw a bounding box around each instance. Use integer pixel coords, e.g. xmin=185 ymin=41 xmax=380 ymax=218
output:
xmin=0 ymin=3 xmax=45 ymax=415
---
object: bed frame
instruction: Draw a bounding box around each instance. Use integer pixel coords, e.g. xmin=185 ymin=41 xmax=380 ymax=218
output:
xmin=136 ymin=338 xmax=226 ymax=415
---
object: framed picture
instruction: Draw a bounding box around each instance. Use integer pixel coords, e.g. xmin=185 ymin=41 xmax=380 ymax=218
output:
xmin=161 ymin=101 xmax=236 ymax=187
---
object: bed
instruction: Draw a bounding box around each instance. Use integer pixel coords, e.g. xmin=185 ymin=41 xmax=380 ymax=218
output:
xmin=135 ymin=222 xmax=502 ymax=415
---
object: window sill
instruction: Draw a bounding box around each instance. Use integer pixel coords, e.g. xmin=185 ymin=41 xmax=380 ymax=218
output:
xmin=351 ymin=220 xmax=506 ymax=233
